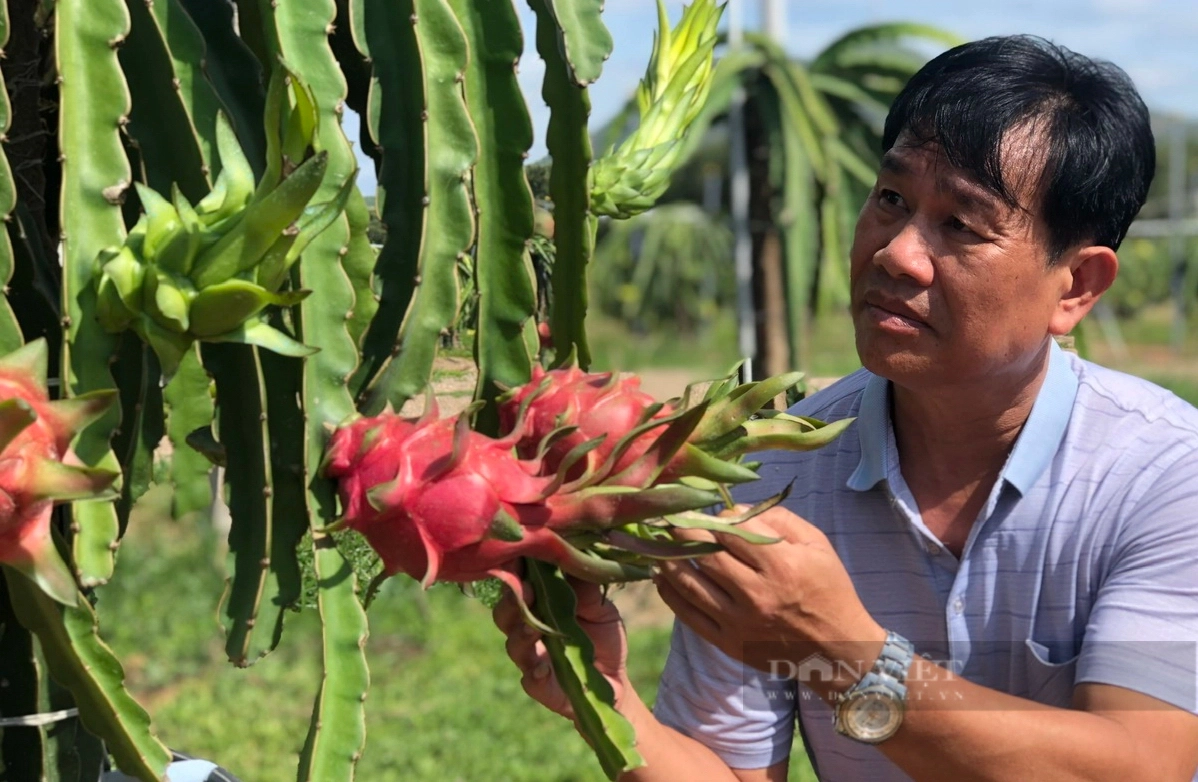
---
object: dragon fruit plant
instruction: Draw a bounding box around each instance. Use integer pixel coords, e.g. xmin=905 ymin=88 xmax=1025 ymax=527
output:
xmin=0 ymin=0 xmax=880 ymax=778
xmin=324 ymin=366 xmax=851 ymax=626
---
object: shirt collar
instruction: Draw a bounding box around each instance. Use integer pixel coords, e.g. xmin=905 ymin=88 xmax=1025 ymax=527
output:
xmin=846 ymin=340 xmax=1079 ymax=495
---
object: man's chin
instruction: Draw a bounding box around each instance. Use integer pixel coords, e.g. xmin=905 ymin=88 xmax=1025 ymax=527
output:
xmin=855 ymin=336 xmax=939 ymax=384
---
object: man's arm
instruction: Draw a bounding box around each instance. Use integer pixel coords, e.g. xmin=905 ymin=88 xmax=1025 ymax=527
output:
xmin=655 ymin=503 xmax=1198 ymax=782
xmin=493 ymin=578 xmax=790 ymax=782
xmin=616 ymin=692 xmax=788 ymax=782
xmin=805 ymin=654 xmax=1198 ymax=781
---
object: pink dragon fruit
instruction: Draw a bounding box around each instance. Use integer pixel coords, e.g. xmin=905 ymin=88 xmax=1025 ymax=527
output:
xmin=498 ymin=366 xmax=671 ymax=482
xmin=0 ymin=339 xmax=119 ymax=606
xmin=323 ymin=366 xmax=854 ymax=608
xmin=322 ymin=396 xmax=730 ymax=594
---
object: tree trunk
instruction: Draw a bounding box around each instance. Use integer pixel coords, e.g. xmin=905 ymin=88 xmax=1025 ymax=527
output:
xmin=745 ymin=89 xmax=790 ymax=388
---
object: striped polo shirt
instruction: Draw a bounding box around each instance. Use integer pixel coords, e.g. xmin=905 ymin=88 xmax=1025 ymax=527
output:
xmin=653 ymin=341 xmax=1198 ymax=780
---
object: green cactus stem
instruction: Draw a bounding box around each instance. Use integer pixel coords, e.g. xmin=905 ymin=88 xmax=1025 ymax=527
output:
xmin=261 ymin=0 xmax=373 ymax=776
xmin=449 ymin=0 xmax=539 ymax=435
xmin=534 ymin=0 xmax=613 ymax=87
xmin=4 ymin=567 xmax=171 ymax=781
xmin=177 ymin=0 xmax=268 ymax=177
xmin=163 ymin=346 xmax=216 ymax=519
xmin=0 ymin=1 xmax=23 ymax=355
xmin=121 ymin=0 xmax=224 ymax=202
xmin=528 ymin=0 xmax=597 ymax=370
xmin=346 ymin=0 xmax=423 ymax=398
xmin=204 ymin=343 xmax=277 ymax=666
xmin=526 ymin=561 xmax=643 ymax=778
xmin=110 ymin=334 xmax=164 ymax=533
xmin=360 ymin=0 xmax=478 ymax=415
xmin=57 ymin=0 xmax=132 ymax=586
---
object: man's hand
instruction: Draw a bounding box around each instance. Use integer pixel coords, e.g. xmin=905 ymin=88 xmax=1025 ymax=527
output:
xmin=493 ymin=574 xmax=631 ymax=721
xmin=653 ymin=505 xmax=885 ymax=692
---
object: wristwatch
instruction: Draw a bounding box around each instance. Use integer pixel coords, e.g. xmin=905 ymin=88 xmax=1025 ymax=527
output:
xmin=833 ymin=630 xmax=914 ymax=744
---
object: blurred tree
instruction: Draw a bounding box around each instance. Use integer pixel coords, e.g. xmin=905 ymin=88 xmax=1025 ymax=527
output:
xmin=595 ymin=24 xmax=961 ymax=373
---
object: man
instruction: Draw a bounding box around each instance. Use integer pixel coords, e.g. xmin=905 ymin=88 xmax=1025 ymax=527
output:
xmin=496 ymin=35 xmax=1198 ymax=780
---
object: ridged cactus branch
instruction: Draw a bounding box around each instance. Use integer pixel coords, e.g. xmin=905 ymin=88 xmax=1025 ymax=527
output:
xmin=261 ymin=0 xmax=371 ymax=776
xmin=295 ymin=531 xmax=371 ymax=782
xmin=0 ymin=2 xmax=23 ymax=355
xmin=163 ymin=347 xmax=215 ymax=519
xmin=121 ymin=0 xmax=225 ymax=202
xmin=4 ymin=568 xmax=171 ymax=781
xmin=177 ymin=0 xmax=268 ymax=177
xmin=348 ymin=0 xmax=425 ymax=399
xmin=110 ymin=335 xmax=164 ymax=531
xmin=57 ymin=0 xmax=132 ymax=586
xmin=206 ymin=343 xmax=278 ymax=666
xmin=528 ymin=0 xmax=597 ymax=370
xmin=361 ymin=0 xmax=478 ymax=414
xmin=341 ymin=190 xmax=379 ymax=355
xmin=448 ymin=0 xmax=538 ymax=433
xmin=260 ymin=349 xmax=309 ymax=652
xmin=536 ymin=0 xmax=613 ymax=86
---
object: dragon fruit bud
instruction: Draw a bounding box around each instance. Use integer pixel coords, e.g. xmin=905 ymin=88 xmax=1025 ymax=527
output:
xmin=0 ymin=340 xmax=120 ymax=606
xmin=499 ymin=365 xmax=669 ymax=481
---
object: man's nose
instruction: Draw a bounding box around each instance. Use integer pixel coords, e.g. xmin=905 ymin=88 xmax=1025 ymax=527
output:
xmin=874 ymin=219 xmax=934 ymax=287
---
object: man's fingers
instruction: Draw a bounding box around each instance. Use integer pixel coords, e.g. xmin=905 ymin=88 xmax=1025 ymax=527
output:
xmin=492 ymin=578 xmax=535 ymax=636
xmin=656 ymin=559 xmax=736 ymax=617
xmin=654 ymin=570 xmax=722 ymax=640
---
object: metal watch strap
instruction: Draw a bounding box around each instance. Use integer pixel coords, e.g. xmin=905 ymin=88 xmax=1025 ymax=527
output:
xmin=833 ymin=630 xmax=915 ymax=738
xmin=865 ymin=630 xmax=914 ymax=697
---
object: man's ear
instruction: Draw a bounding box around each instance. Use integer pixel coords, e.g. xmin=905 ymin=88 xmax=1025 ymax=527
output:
xmin=1048 ymin=245 xmax=1119 ymax=336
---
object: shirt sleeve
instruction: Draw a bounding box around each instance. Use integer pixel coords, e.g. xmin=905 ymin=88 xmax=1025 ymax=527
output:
xmin=1076 ymin=449 xmax=1198 ymax=713
xmin=651 ymin=620 xmax=797 ymax=769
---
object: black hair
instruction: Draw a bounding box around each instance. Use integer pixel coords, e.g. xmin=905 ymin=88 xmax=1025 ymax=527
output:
xmin=882 ymin=34 xmax=1155 ymax=260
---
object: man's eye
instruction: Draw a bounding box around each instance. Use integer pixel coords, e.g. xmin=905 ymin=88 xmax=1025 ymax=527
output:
xmin=947 ymin=216 xmax=972 ymax=234
xmin=878 ymin=189 xmax=905 ymax=208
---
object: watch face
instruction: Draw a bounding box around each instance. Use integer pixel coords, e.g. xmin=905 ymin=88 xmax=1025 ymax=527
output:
xmin=842 ymin=690 xmax=903 ymax=743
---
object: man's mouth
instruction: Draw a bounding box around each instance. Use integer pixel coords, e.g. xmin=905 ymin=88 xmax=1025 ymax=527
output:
xmin=862 ymin=293 xmax=929 ymax=330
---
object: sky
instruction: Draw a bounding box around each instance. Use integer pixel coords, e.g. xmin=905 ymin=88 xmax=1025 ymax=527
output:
xmin=346 ymin=0 xmax=1198 ymax=195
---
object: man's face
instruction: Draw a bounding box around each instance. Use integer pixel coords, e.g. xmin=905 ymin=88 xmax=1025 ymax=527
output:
xmin=849 ymin=135 xmax=1073 ymax=390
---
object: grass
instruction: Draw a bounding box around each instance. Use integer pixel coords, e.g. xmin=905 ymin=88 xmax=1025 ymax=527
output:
xmin=587 ymin=308 xmax=863 ymax=382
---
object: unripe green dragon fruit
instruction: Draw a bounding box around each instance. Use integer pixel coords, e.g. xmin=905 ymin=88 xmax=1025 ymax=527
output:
xmin=92 ymin=64 xmax=354 ymax=377
xmin=323 ymin=367 xmax=852 ymax=622
xmin=0 ymin=340 xmax=120 ymax=606
xmin=589 ymin=0 xmax=723 ymax=219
